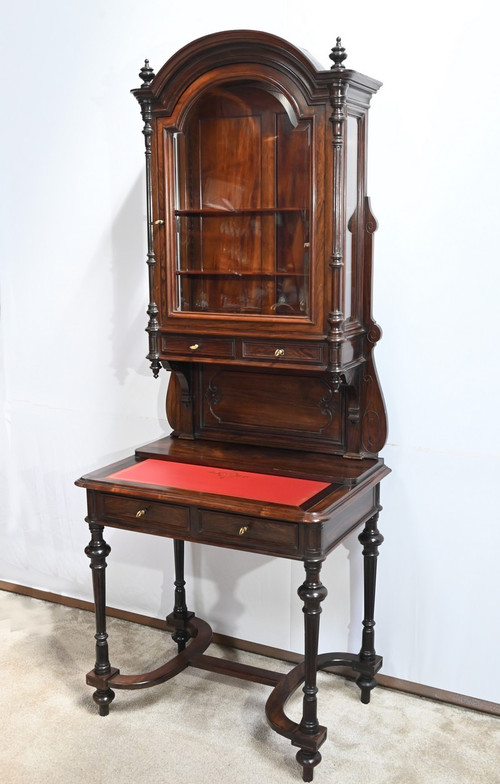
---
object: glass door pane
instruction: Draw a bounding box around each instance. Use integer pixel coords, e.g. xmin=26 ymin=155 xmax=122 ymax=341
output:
xmin=173 ymin=82 xmax=312 ymax=317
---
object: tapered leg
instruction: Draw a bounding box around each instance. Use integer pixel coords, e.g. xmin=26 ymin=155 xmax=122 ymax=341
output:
xmin=296 ymin=560 xmax=328 ymax=782
xmin=169 ymin=539 xmax=194 ymax=653
xmin=357 ymin=512 xmax=384 ymax=703
xmin=85 ymin=520 xmax=115 ymax=715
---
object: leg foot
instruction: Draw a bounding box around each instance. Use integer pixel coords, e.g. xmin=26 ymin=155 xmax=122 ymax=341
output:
xmin=93 ymin=687 xmax=115 ymax=716
xmin=171 ymin=540 xmax=194 ymax=653
xmin=357 ymin=511 xmax=384 ymax=703
xmin=171 ymin=627 xmax=191 ymax=653
xmin=356 ymin=672 xmax=377 ymax=704
xmin=85 ymin=515 xmax=115 ymax=714
xmin=295 ymin=561 xmax=327 ymax=778
xmin=296 ymin=749 xmax=321 ymax=782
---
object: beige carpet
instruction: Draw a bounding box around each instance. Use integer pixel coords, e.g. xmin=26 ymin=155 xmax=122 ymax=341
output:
xmin=0 ymin=591 xmax=498 ymax=784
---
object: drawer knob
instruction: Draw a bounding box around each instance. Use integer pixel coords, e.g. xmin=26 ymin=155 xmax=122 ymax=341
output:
xmin=190 ymin=343 xmax=200 ymax=350
xmin=153 ymin=219 xmax=164 ymax=225
xmin=274 ymin=348 xmax=285 ymax=357
xmin=135 ymin=509 xmax=146 ymax=518
xmin=238 ymin=526 xmax=249 ymax=536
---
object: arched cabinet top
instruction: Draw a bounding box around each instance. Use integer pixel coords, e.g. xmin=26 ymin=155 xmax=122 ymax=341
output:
xmin=132 ymin=30 xmax=382 ymax=116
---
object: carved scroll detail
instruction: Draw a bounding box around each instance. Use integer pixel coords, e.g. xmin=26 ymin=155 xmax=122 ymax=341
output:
xmin=166 ymin=368 xmax=195 ymax=438
xmin=205 ymin=379 xmax=222 ymax=422
xmin=317 ymin=386 xmax=334 ymax=427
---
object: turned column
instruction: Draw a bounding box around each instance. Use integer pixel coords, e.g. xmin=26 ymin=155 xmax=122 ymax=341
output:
xmin=357 ymin=510 xmax=384 ymax=703
xmin=296 ymin=559 xmax=328 ymax=782
xmin=168 ymin=539 xmax=194 ymax=652
xmin=85 ymin=507 xmax=115 ymax=716
xmin=134 ymin=60 xmax=161 ymax=379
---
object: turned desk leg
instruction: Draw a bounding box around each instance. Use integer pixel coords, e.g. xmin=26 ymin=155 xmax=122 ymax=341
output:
xmin=169 ymin=539 xmax=194 ymax=653
xmin=357 ymin=511 xmax=384 ymax=704
xmin=296 ymin=560 xmax=328 ymax=782
xmin=85 ymin=519 xmax=115 ymax=716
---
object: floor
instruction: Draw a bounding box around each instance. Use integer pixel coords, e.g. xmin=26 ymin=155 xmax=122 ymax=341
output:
xmin=1 ymin=591 xmax=499 ymax=784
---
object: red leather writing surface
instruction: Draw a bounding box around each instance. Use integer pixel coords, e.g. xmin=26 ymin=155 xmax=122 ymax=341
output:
xmin=108 ymin=459 xmax=330 ymax=506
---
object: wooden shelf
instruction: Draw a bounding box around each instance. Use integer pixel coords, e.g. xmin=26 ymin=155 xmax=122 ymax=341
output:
xmin=176 ymin=270 xmax=308 ymax=277
xmin=175 ymin=207 xmax=307 ymax=216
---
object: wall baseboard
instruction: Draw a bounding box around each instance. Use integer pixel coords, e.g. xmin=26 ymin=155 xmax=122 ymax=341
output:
xmin=2 ymin=580 xmax=498 ymax=717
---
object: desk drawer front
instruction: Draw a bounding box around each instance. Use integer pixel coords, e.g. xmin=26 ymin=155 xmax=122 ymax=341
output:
xmin=162 ymin=335 xmax=235 ymax=359
xmin=98 ymin=494 xmax=189 ymax=534
xmin=196 ymin=510 xmax=299 ymax=554
xmin=242 ymin=341 xmax=323 ymax=365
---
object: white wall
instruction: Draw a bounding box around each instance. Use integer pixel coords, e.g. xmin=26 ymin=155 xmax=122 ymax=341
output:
xmin=2 ymin=0 xmax=499 ymax=704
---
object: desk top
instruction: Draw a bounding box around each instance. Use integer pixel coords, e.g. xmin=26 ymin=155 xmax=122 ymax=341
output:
xmin=76 ymin=437 xmax=390 ymax=524
xmin=107 ymin=458 xmax=331 ymax=506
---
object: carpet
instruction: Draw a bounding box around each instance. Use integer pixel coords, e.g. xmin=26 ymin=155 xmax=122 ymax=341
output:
xmin=0 ymin=592 xmax=498 ymax=783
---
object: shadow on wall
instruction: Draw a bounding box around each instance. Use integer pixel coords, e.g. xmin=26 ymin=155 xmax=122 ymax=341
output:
xmin=110 ymin=173 xmax=152 ymax=383
xmin=187 ymin=544 xmax=263 ymax=631
xmin=163 ymin=543 xmax=294 ymax=646
xmin=110 ymin=173 xmax=172 ymax=429
xmin=344 ymin=530 xmax=365 ymax=653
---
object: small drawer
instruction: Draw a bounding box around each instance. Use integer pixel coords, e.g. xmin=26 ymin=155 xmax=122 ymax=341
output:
xmin=162 ymin=335 xmax=235 ymax=359
xmin=196 ymin=510 xmax=299 ymax=555
xmin=98 ymin=494 xmax=190 ymax=535
xmin=242 ymin=341 xmax=323 ymax=365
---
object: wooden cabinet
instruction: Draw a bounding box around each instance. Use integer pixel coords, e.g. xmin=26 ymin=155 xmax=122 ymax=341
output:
xmin=77 ymin=32 xmax=390 ymax=782
xmin=132 ymin=31 xmax=387 ymax=459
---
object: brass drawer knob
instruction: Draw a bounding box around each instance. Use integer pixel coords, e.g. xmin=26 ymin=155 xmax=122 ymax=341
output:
xmin=153 ymin=219 xmax=164 ymax=225
xmin=135 ymin=509 xmax=146 ymax=518
xmin=238 ymin=526 xmax=249 ymax=536
xmin=274 ymin=348 xmax=285 ymax=357
xmin=190 ymin=343 xmax=200 ymax=350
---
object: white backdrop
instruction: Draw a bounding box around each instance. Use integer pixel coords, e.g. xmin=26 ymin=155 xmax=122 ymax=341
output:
xmin=1 ymin=0 xmax=499 ymax=704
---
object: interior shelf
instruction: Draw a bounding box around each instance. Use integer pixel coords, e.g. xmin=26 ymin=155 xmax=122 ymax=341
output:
xmin=175 ymin=207 xmax=307 ymax=216
xmin=176 ymin=270 xmax=308 ymax=277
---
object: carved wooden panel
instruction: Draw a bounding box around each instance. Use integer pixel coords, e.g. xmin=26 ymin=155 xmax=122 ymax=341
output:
xmin=197 ymin=367 xmax=343 ymax=451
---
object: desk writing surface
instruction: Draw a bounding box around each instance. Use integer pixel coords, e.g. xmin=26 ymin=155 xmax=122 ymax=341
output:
xmin=108 ymin=458 xmax=330 ymax=506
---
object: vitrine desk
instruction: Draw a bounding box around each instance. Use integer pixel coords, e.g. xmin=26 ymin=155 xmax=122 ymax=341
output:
xmin=77 ymin=30 xmax=390 ymax=782
xmin=77 ymin=437 xmax=389 ymax=782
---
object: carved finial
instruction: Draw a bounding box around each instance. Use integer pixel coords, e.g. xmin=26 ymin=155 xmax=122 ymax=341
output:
xmin=139 ymin=59 xmax=155 ymax=87
xmin=329 ymin=37 xmax=347 ymax=70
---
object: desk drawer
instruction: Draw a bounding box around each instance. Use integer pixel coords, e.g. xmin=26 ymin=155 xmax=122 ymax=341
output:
xmin=196 ymin=510 xmax=299 ymax=555
xmin=162 ymin=335 xmax=235 ymax=359
xmin=98 ymin=494 xmax=190 ymax=535
xmin=242 ymin=341 xmax=323 ymax=365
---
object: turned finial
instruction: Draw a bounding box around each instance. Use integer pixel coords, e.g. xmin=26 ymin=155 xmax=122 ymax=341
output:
xmin=138 ymin=59 xmax=155 ymax=86
xmin=329 ymin=37 xmax=347 ymax=70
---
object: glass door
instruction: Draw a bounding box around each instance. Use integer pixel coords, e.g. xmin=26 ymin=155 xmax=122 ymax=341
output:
xmin=173 ymin=82 xmax=312 ymax=318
